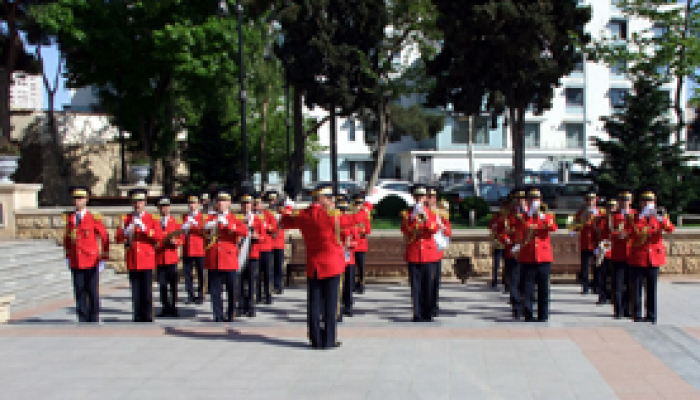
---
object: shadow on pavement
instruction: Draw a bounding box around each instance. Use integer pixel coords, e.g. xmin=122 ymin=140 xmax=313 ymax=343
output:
xmin=163 ymin=327 xmax=310 ymax=349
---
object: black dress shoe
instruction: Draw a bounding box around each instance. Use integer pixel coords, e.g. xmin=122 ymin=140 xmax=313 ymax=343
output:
xmin=323 ymin=342 xmax=342 ymax=350
xmin=512 ymin=310 xmax=521 ymax=320
xmin=265 ymin=299 xmax=273 ymax=305
xmin=645 ymin=317 xmax=657 ymax=324
xmin=614 ymin=312 xmax=622 ymax=319
xmin=343 ymin=309 xmax=354 ymax=317
xmin=247 ymin=311 xmax=256 ymax=318
xmin=412 ymin=316 xmax=422 ymax=322
xmin=195 ymin=297 xmax=204 ymax=305
xmin=596 ymin=299 xmax=607 ymax=306
xmin=634 ymin=317 xmax=644 ymax=322
xmin=185 ymin=297 xmax=195 ymax=304
xmin=581 ymin=290 xmax=589 ymax=295
xmin=156 ymin=311 xmax=168 ymax=318
xmin=337 ymin=315 xmax=343 ymax=323
xmin=357 ymin=287 xmax=365 ymax=294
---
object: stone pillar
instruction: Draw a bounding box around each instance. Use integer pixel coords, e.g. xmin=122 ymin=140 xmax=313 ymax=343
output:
xmin=0 ymin=183 xmax=42 ymax=240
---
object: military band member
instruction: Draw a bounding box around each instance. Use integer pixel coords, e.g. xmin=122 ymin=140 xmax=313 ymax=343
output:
xmin=181 ymin=194 xmax=206 ymax=304
xmin=201 ymin=192 xmax=214 ymax=215
xmin=489 ymin=198 xmax=508 ymax=289
xmin=116 ymin=189 xmax=163 ymax=322
xmin=63 ymin=186 xmax=109 ymax=323
xmin=572 ymin=191 xmax=600 ymax=294
xmin=500 ymin=188 xmax=527 ymax=315
xmin=428 ymin=186 xmax=451 ymax=317
xmin=612 ymin=190 xmax=635 ymax=318
xmin=265 ymin=191 xmax=286 ymax=294
xmin=204 ymin=190 xmax=248 ymax=322
xmin=401 ymin=184 xmax=441 ymax=322
xmin=514 ymin=188 xmax=557 ymax=322
xmin=239 ymin=190 xmax=266 ymax=317
xmin=353 ymin=194 xmax=372 ymax=294
xmin=594 ymin=199 xmax=617 ymax=306
xmin=627 ymin=189 xmax=674 ymax=324
xmin=280 ymin=183 xmax=370 ymax=349
xmin=337 ymin=195 xmax=358 ymax=317
xmin=155 ymin=196 xmax=182 ymax=318
xmin=256 ymin=192 xmax=277 ymax=304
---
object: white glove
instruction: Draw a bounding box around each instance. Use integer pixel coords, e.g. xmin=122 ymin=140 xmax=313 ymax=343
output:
xmin=593 ymin=248 xmax=600 ymax=257
xmin=124 ymin=224 xmax=135 ymax=236
xmin=135 ymin=219 xmax=146 ymax=231
xmin=539 ymin=213 xmax=545 ymax=220
xmin=657 ymin=215 xmax=664 ymax=222
xmin=98 ymin=261 xmax=105 ymax=273
xmin=284 ymin=198 xmax=294 ymax=208
xmin=217 ymin=214 xmax=228 ymax=226
xmin=412 ymin=203 xmax=424 ymax=219
xmin=205 ymin=220 xmax=217 ymax=230
xmin=65 ymin=258 xmax=71 ymax=269
xmin=186 ymin=216 xmax=197 ymax=226
xmin=181 ymin=222 xmax=191 ymax=232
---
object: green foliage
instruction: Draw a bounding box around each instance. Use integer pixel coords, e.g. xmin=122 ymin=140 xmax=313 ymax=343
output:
xmin=579 ymin=71 xmax=696 ymax=212
xmin=458 ymin=196 xmax=490 ymax=220
xmin=0 ymin=139 xmax=20 ymax=156
xmin=375 ymin=195 xmax=409 ymax=219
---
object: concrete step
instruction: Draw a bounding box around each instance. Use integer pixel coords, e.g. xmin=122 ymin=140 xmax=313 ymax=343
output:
xmin=0 ymin=252 xmax=67 ymax=275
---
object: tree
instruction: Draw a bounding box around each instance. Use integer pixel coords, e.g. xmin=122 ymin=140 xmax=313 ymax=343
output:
xmin=33 ymin=0 xmax=244 ymax=192
xmin=0 ymin=1 xmax=44 ymax=145
xmin=275 ymin=0 xmax=388 ymax=196
xmin=588 ymin=0 xmax=700 ymax=142
xmin=580 ymin=69 xmax=696 ymax=212
xmin=426 ymin=0 xmax=591 ymax=185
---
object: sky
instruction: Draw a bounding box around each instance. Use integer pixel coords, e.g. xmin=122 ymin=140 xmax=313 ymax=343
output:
xmin=34 ymin=44 xmax=73 ymax=110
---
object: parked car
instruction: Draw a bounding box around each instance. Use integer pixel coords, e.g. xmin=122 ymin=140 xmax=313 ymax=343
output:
xmin=366 ymin=179 xmax=415 ymax=206
xmin=443 ymin=183 xmax=511 ymax=206
xmin=301 ymin=181 xmax=366 ymax=201
xmin=554 ymin=181 xmax=596 ymax=210
xmin=438 ymin=170 xmax=473 ymax=189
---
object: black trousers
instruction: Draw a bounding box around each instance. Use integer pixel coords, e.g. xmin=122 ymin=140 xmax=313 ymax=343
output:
xmin=597 ymin=258 xmax=612 ymax=303
xmin=240 ymin=259 xmax=259 ymax=313
xmin=71 ymin=267 xmax=99 ymax=322
xmin=507 ymin=258 xmax=522 ymax=311
xmin=355 ymin=252 xmax=366 ymax=291
xmin=342 ymin=265 xmax=355 ymax=312
xmin=128 ymin=270 xmax=153 ymax=322
xmin=156 ymin=264 xmax=178 ymax=314
xmin=631 ymin=266 xmax=660 ymax=322
xmin=408 ymin=262 xmax=435 ymax=321
xmin=521 ymin=262 xmax=551 ymax=321
xmin=209 ymin=270 xmax=238 ymax=321
xmin=182 ymin=256 xmax=204 ymax=300
xmin=612 ymin=261 xmax=630 ymax=316
xmin=272 ymin=248 xmax=285 ymax=291
xmin=308 ymin=273 xmax=341 ymax=348
xmin=257 ymin=251 xmax=273 ymax=302
xmin=580 ymin=251 xmax=594 ymax=293
xmin=492 ymin=249 xmax=505 ymax=287
xmin=432 ymin=259 xmax=442 ymax=314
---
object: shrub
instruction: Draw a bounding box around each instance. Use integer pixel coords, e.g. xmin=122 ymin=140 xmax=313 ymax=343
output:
xmin=458 ymin=196 xmax=490 ymax=220
xmin=375 ymin=194 xmax=408 ymax=218
xmin=0 ymin=139 xmax=19 ymax=156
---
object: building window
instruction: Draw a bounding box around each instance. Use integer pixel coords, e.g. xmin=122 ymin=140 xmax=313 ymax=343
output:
xmin=573 ymin=53 xmax=584 ymax=73
xmin=610 ymin=20 xmax=628 ymax=40
xmin=452 ymin=118 xmax=469 ymax=144
xmin=524 ymin=123 xmax=540 ymax=148
xmin=347 ymin=119 xmax=356 ymax=141
xmin=566 ymin=123 xmax=585 ymax=149
xmin=610 ymin=88 xmax=628 ymax=110
xmin=611 ymin=60 xmax=626 ymax=76
xmin=452 ymin=116 xmax=489 ymax=145
xmin=566 ymin=88 xmax=584 ymax=112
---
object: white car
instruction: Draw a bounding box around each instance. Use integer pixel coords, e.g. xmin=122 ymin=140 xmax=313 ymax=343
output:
xmin=366 ymin=179 xmax=415 ymax=206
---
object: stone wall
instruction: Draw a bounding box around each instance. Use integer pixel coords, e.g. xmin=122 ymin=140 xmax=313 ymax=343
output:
xmin=15 ymin=208 xmax=700 ymax=278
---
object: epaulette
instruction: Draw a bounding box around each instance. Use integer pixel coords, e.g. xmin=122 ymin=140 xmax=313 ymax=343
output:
xmin=401 ymin=210 xmax=408 ymax=219
xmin=441 ymin=209 xmax=450 ymax=220
xmin=61 ymin=211 xmax=71 ymax=223
xmin=600 ymin=209 xmax=607 ymax=216
xmin=92 ymin=212 xmax=102 ymax=221
xmin=174 ymin=217 xmax=182 ymax=224
xmin=120 ymin=214 xmax=127 ymax=221
xmin=292 ymin=209 xmax=301 ymax=216
xmin=153 ymin=215 xmax=161 ymax=221
xmin=235 ymin=213 xmax=244 ymax=220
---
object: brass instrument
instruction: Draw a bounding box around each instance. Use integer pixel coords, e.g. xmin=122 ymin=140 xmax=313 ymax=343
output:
xmin=656 ymin=206 xmax=667 ymax=220
xmin=595 ymin=240 xmax=612 ymax=266
xmin=538 ymin=203 xmax=548 ymax=215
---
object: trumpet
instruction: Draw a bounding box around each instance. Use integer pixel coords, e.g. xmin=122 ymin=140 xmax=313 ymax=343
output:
xmin=656 ymin=206 xmax=667 ymax=220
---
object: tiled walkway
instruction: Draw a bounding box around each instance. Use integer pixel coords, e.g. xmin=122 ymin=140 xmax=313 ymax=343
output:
xmin=4 ymin=277 xmax=700 ymax=399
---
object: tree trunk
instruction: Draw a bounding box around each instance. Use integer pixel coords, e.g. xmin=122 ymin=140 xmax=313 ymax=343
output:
xmin=675 ymin=0 xmax=691 ymax=143
xmin=510 ymin=106 xmax=526 ymax=186
xmin=367 ymin=99 xmax=390 ymax=191
xmin=290 ymin=87 xmax=305 ymax=198
xmin=260 ymin=94 xmax=269 ymax=188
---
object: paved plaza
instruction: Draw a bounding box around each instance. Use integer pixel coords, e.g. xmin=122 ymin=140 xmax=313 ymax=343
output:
xmin=5 ymin=277 xmax=700 ymax=399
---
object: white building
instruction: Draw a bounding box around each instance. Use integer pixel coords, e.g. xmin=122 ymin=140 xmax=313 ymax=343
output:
xmin=10 ymin=72 xmax=43 ymax=111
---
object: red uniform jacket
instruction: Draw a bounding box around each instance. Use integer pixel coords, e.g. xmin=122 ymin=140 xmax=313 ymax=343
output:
xmin=513 ymin=211 xmax=558 ymax=264
xmin=116 ymin=212 xmax=163 ymax=271
xmin=204 ymin=213 xmax=248 ymax=271
xmin=341 ymin=224 xmax=359 ymax=266
xmin=243 ymin=213 xmax=267 ymax=260
xmin=354 ymin=208 xmax=372 ymax=253
xmin=267 ymin=208 xmax=286 ymax=250
xmin=280 ymin=203 xmax=368 ymax=279
xmin=497 ymin=210 xmax=522 ymax=259
xmin=181 ymin=212 xmax=206 ymax=258
xmin=628 ymin=213 xmax=675 ymax=267
xmin=258 ymin=210 xmax=277 ymax=253
xmin=401 ymin=207 xmax=441 ymax=264
xmin=63 ymin=210 xmax=110 ymax=269
xmin=156 ymin=216 xmax=182 ymax=266
xmin=574 ymin=207 xmax=600 ymax=251
xmin=596 ymin=211 xmax=631 ymax=261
